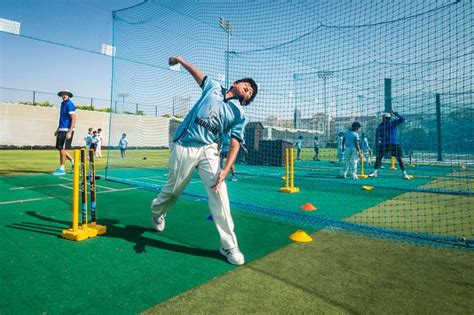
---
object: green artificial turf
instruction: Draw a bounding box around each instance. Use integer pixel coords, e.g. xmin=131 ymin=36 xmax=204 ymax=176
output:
xmin=148 ymin=230 xmax=473 ymax=314
xmin=1 ymin=150 xmax=472 ymax=313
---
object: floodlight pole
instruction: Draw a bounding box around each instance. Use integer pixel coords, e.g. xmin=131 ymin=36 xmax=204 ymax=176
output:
xmin=318 ymin=71 xmax=334 ymax=146
xmin=219 ymin=17 xmax=232 ymax=89
xmin=118 ymin=93 xmax=129 ymax=112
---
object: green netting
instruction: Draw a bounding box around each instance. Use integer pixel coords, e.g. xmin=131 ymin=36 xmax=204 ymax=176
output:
xmin=104 ymin=1 xmax=472 ymax=245
xmin=1 ymin=0 xmax=472 ymax=244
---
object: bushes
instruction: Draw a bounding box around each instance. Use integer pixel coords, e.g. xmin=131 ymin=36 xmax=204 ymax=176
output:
xmin=20 ymin=101 xmax=53 ymax=107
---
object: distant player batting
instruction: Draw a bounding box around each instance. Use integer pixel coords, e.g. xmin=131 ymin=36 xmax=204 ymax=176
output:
xmin=369 ymin=110 xmax=410 ymax=180
xmin=150 ymin=56 xmax=258 ymax=266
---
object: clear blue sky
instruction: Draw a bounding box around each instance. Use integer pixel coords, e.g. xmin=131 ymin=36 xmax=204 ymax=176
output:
xmin=0 ymin=0 xmax=142 ymax=106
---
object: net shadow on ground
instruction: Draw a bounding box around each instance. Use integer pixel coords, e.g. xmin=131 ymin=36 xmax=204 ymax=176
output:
xmin=0 ymin=174 xmax=299 ymax=313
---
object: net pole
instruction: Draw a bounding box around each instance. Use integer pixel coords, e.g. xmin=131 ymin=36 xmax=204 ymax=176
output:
xmin=436 ymin=93 xmax=443 ymax=161
xmin=384 ymin=78 xmax=392 ymax=113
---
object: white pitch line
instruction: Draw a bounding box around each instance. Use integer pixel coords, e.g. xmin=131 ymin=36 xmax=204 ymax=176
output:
xmin=146 ymin=178 xmax=201 ymax=184
xmin=98 ymin=187 xmax=138 ymax=194
xmin=59 ymin=177 xmax=115 ymax=191
xmin=0 ymin=197 xmax=55 ymax=205
xmin=59 ymin=184 xmax=73 ymax=190
xmin=10 ymin=184 xmax=64 ymax=190
xmin=1 ymin=187 xmax=138 ymax=205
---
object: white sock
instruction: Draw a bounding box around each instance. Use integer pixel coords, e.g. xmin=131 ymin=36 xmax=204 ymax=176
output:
xmin=403 ymin=170 xmax=407 ymax=175
xmin=60 ymin=165 xmax=65 ymax=171
xmin=71 ymin=159 xmax=74 ymax=165
xmin=373 ymin=169 xmax=378 ymax=174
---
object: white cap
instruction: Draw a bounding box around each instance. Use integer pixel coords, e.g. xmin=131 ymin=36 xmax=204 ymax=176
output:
xmin=383 ymin=112 xmax=391 ymax=118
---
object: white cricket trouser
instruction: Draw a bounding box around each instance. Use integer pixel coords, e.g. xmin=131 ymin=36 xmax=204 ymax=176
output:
xmin=151 ymin=143 xmax=239 ymax=250
xmin=340 ymin=148 xmax=359 ymax=177
xmin=95 ymin=143 xmax=102 ymax=157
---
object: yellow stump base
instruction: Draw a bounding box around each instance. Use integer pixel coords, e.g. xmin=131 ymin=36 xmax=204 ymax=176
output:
xmin=61 ymin=226 xmax=98 ymax=242
xmin=89 ymin=223 xmax=107 ymax=235
xmin=280 ymin=187 xmax=300 ymax=193
xmin=357 ymin=174 xmax=368 ymax=179
xmin=390 ymin=167 xmax=397 ymax=170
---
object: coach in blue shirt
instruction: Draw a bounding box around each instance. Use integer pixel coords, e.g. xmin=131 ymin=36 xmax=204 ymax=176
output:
xmin=369 ymin=110 xmax=410 ymax=180
xmin=52 ymin=89 xmax=76 ymax=176
xmin=150 ymin=56 xmax=258 ymax=266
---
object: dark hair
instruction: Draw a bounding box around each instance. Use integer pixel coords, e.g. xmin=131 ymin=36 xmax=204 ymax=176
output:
xmin=298 ymin=135 xmax=303 ymax=139
xmin=314 ymin=136 xmax=318 ymax=140
xmin=98 ymin=128 xmax=102 ymax=132
xmin=352 ymin=121 xmax=361 ymax=130
xmin=235 ymin=78 xmax=258 ymax=105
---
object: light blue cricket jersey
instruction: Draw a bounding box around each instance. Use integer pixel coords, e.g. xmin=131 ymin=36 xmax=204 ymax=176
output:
xmin=221 ymin=132 xmax=231 ymax=153
xmin=295 ymin=139 xmax=302 ymax=149
xmin=119 ymin=137 xmax=128 ymax=149
xmin=174 ymin=76 xmax=247 ymax=146
xmin=337 ymin=136 xmax=344 ymax=149
xmin=344 ymin=129 xmax=360 ymax=149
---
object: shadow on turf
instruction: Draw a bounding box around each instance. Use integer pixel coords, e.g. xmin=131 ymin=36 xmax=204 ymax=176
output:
xmin=0 ymin=169 xmax=53 ymax=176
xmin=5 ymin=211 xmax=222 ymax=261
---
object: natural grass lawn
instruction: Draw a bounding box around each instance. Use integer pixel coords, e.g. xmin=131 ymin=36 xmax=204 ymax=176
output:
xmin=2 ymin=150 xmax=473 ymax=313
xmin=0 ymin=149 xmax=169 ymax=176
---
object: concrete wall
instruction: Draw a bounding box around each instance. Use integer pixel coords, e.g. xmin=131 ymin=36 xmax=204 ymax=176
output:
xmin=0 ymin=102 xmax=170 ymax=148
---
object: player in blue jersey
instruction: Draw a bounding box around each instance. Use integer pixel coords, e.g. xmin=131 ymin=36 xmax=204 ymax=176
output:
xmin=369 ymin=111 xmax=410 ymax=180
xmin=295 ymin=135 xmax=303 ymax=160
xmin=360 ymin=133 xmax=371 ymax=164
xmin=220 ymin=132 xmax=237 ymax=182
xmin=312 ymin=136 xmax=320 ymax=161
xmin=150 ymin=56 xmax=258 ymax=265
xmin=84 ymin=127 xmax=93 ymax=153
xmin=336 ymin=131 xmax=344 ymax=164
xmin=118 ymin=133 xmax=128 ymax=158
xmin=52 ymin=89 xmax=76 ymax=176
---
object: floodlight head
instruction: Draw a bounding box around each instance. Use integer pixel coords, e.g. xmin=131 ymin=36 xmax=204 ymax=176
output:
xmin=219 ymin=16 xmax=232 ymax=32
xmin=317 ymin=70 xmax=335 ymax=79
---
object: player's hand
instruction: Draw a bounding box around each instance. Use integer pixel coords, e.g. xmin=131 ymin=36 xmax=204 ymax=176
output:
xmin=54 ymin=130 xmax=58 ymax=136
xmin=66 ymin=132 xmax=72 ymax=140
xmin=168 ymin=56 xmax=181 ymax=66
xmin=210 ymin=171 xmax=227 ymax=191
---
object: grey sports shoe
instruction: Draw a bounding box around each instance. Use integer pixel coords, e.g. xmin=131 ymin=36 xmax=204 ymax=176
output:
xmin=152 ymin=214 xmax=165 ymax=232
xmin=219 ymin=246 xmax=245 ymax=266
